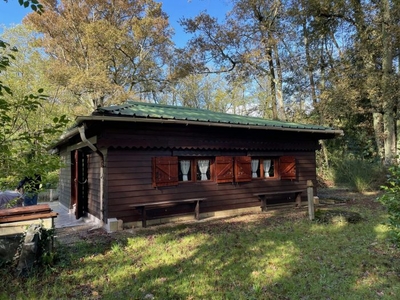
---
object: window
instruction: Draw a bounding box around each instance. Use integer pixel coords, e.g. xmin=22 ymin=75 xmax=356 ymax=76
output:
xmin=251 ymin=156 xmax=296 ymax=180
xmin=179 ymin=160 xmax=191 ymax=181
xmin=251 ymin=158 xmax=277 ymax=179
xmin=178 ymin=158 xmax=212 ymax=182
xmin=152 ymin=155 xmax=296 ymax=187
xmin=197 ymin=159 xmax=211 ymax=181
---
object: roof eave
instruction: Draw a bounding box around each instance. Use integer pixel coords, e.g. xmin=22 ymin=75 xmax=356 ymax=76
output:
xmin=76 ymin=115 xmax=344 ymax=135
xmin=51 ymin=116 xmax=343 ymax=150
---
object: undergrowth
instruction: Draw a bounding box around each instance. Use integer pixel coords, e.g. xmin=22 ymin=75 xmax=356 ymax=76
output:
xmin=328 ymin=157 xmax=386 ymax=192
xmin=378 ymin=163 xmax=400 ymax=246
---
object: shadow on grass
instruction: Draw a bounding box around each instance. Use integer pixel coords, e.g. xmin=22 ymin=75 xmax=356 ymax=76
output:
xmin=1 ymin=199 xmax=400 ymax=299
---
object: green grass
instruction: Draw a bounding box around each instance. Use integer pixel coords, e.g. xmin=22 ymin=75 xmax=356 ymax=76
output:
xmin=1 ymin=194 xmax=400 ymax=300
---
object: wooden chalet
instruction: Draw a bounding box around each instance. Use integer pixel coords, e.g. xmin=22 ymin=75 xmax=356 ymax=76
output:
xmin=51 ymin=101 xmax=343 ymax=228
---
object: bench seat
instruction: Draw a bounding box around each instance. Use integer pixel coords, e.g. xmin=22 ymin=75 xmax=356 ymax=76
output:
xmin=253 ymin=190 xmax=304 ymax=211
xmin=129 ymin=198 xmax=206 ymax=227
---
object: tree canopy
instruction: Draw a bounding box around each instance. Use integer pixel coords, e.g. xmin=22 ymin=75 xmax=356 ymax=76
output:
xmin=179 ymin=0 xmax=400 ymax=166
xmin=25 ymin=0 xmax=174 ymax=112
xmin=2 ymin=0 xmax=400 ymax=190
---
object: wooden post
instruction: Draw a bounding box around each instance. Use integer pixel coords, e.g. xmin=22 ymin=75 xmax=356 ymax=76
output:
xmin=307 ymin=180 xmax=315 ymax=220
xmin=140 ymin=207 xmax=147 ymax=228
xmin=195 ymin=200 xmax=200 ymax=220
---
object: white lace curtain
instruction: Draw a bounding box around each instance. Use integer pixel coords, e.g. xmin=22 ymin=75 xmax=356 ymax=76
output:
xmin=198 ymin=160 xmax=209 ymax=180
xmin=263 ymin=159 xmax=271 ymax=177
xmin=180 ymin=160 xmax=191 ymax=181
xmin=251 ymin=159 xmax=259 ymax=178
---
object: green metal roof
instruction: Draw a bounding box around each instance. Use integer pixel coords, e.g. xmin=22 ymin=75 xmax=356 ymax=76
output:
xmin=90 ymin=101 xmax=341 ymax=134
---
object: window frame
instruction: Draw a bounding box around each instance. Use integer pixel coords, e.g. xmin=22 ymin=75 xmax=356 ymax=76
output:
xmin=251 ymin=157 xmax=279 ymax=180
xmin=178 ymin=157 xmax=214 ymax=183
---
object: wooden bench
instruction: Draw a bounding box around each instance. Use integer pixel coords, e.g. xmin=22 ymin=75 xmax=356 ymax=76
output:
xmin=0 ymin=204 xmax=58 ymax=223
xmin=253 ymin=190 xmax=304 ymax=212
xmin=129 ymin=198 xmax=206 ymax=228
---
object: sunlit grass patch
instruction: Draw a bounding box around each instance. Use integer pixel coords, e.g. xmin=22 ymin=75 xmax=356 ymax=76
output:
xmin=1 ymin=194 xmax=400 ymax=299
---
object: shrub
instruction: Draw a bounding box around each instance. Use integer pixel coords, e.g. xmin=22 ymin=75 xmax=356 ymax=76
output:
xmin=329 ymin=157 xmax=385 ymax=192
xmin=378 ymin=164 xmax=400 ymax=245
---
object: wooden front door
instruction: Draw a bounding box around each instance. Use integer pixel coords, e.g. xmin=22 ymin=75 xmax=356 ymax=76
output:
xmin=71 ymin=150 xmax=88 ymax=219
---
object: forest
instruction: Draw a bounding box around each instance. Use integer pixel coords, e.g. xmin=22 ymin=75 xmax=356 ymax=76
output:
xmin=0 ymin=0 xmax=398 ymax=190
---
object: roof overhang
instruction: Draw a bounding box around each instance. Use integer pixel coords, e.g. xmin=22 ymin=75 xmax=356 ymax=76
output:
xmin=51 ymin=115 xmax=344 ymax=150
xmin=76 ymin=115 xmax=343 ymax=134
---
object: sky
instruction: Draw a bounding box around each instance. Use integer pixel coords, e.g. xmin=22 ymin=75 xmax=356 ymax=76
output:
xmin=0 ymin=0 xmax=231 ymax=47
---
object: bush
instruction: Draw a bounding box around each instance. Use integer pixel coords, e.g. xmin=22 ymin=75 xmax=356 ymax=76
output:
xmin=378 ymin=164 xmax=400 ymax=245
xmin=329 ymin=157 xmax=386 ymax=192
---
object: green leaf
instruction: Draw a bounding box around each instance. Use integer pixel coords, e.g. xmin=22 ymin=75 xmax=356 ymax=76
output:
xmin=3 ymin=86 xmax=13 ymax=95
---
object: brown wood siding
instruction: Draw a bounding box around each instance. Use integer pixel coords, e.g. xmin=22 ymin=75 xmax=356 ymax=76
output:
xmin=96 ymin=123 xmax=320 ymax=151
xmin=58 ymin=148 xmax=71 ymax=209
xmin=106 ymin=148 xmax=316 ymax=223
xmin=87 ymin=153 xmax=102 ymax=220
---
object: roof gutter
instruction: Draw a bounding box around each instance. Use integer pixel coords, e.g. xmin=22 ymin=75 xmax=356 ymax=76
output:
xmin=75 ymin=116 xmax=344 ymax=136
xmin=78 ymin=124 xmax=105 ymax=167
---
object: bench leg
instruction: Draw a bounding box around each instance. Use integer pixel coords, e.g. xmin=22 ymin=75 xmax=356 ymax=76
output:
xmin=295 ymin=192 xmax=302 ymax=208
xmin=195 ymin=201 xmax=200 ymax=220
xmin=260 ymin=196 xmax=267 ymax=212
xmin=140 ymin=207 xmax=147 ymax=228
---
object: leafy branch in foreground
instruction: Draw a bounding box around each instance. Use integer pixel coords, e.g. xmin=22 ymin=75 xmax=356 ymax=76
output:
xmin=0 ymin=9 xmax=69 ymax=189
xmin=378 ymin=163 xmax=400 ymax=245
xmin=17 ymin=0 xmax=44 ymax=13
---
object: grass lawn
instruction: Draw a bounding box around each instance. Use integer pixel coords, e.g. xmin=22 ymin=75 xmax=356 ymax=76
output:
xmin=1 ymin=188 xmax=400 ymax=299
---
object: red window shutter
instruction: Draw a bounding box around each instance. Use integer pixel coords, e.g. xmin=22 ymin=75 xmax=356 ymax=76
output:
xmin=216 ymin=156 xmax=234 ymax=183
xmin=279 ymin=156 xmax=296 ymax=180
xmin=235 ymin=156 xmax=252 ymax=182
xmin=152 ymin=156 xmax=178 ymax=187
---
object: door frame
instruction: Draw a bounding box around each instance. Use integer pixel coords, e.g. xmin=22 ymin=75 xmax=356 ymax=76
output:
xmin=71 ymin=149 xmax=88 ymax=219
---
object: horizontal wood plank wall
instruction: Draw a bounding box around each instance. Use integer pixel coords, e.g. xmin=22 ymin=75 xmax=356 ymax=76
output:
xmin=87 ymin=153 xmax=101 ymax=220
xmin=58 ymin=149 xmax=71 ymax=209
xmin=97 ymin=123 xmax=320 ymax=151
xmin=106 ymin=148 xmax=316 ymax=223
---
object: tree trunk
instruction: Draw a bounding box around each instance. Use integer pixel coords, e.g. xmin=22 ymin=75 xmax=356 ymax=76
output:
xmin=373 ymin=112 xmax=384 ymax=162
xmin=303 ymin=23 xmax=318 ymax=106
xmin=382 ymin=0 xmax=396 ymax=165
xmin=274 ymin=44 xmax=286 ymax=121
xmin=267 ymin=47 xmax=278 ymax=120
